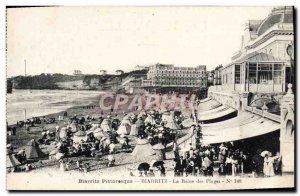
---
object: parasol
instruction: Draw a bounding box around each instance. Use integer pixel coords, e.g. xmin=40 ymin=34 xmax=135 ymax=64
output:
xmin=151 ymin=160 xmax=165 ymax=167
xmin=260 ymin=150 xmax=270 ymax=157
xmin=137 ymin=162 xmax=150 ymax=171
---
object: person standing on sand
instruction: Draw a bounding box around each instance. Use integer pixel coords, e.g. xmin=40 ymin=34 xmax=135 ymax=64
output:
xmin=26 ymin=125 xmax=30 ymax=134
xmin=173 ymin=141 xmax=179 ymax=160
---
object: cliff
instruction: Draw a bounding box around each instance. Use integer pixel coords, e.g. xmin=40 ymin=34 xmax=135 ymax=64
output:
xmin=9 ymin=70 xmax=147 ymax=90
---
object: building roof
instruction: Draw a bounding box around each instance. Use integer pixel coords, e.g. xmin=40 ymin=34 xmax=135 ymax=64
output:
xmin=249 ymin=20 xmax=263 ymax=32
xmin=257 ymin=6 xmax=293 ymax=36
xmin=233 ymin=52 xmax=283 ymax=64
xmin=202 ymin=112 xmax=280 ymax=144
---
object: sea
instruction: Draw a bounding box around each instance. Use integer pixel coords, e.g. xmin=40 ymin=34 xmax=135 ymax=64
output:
xmin=6 ymin=89 xmax=104 ymax=125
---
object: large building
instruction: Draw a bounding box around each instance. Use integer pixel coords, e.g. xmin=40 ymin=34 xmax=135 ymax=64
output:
xmin=206 ymin=7 xmax=294 ymax=173
xmin=211 ymin=6 xmax=293 ymax=94
xmin=142 ymin=63 xmax=207 ymax=88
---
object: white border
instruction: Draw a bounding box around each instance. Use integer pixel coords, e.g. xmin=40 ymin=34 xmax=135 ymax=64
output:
xmin=0 ymin=0 xmax=299 ymax=195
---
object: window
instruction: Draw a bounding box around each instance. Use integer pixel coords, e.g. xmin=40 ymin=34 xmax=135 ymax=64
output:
xmin=235 ymin=64 xmax=241 ymax=84
xmin=274 ymin=63 xmax=283 ymax=84
xmin=258 ymin=63 xmax=273 ymax=84
xmin=249 ymin=63 xmax=257 ymax=84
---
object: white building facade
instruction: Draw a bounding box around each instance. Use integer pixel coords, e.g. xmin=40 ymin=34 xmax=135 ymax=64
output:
xmin=143 ymin=63 xmax=207 ymax=88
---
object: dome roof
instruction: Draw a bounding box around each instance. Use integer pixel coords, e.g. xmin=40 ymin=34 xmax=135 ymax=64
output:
xmin=257 ymin=6 xmax=293 ymax=36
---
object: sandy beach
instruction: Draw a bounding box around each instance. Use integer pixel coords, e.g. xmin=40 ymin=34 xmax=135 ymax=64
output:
xmin=6 ymin=90 xmax=194 ymax=179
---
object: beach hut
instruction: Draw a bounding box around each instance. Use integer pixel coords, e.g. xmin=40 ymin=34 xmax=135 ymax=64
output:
xmin=130 ymin=118 xmax=145 ymax=136
xmin=73 ymin=130 xmax=87 ymax=144
xmin=101 ymin=119 xmax=112 ymax=132
xmin=131 ymin=138 xmax=155 ymax=157
xmin=25 ymin=139 xmax=46 ymax=159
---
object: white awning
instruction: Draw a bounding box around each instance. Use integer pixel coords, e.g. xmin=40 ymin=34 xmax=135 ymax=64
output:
xmin=199 ymin=98 xmax=211 ymax=103
xmin=201 ymin=117 xmax=280 ymax=144
xmin=198 ymin=105 xmax=228 ymax=116
xmin=198 ymin=100 xmax=222 ymax=112
xmin=201 ymin=112 xmax=260 ymax=129
xmin=198 ymin=107 xmax=236 ymax=121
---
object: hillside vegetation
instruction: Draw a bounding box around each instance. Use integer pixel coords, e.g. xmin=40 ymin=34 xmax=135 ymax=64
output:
xmin=9 ymin=70 xmax=148 ymax=90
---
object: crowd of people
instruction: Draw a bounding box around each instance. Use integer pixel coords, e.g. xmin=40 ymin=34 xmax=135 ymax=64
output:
xmin=170 ymin=125 xmax=282 ymax=177
xmin=7 ymin=103 xmax=283 ymax=178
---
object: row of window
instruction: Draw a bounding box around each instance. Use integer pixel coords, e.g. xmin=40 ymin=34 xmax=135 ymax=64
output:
xmin=153 ymin=83 xmax=205 ymax=86
xmin=149 ymin=70 xmax=205 ymax=74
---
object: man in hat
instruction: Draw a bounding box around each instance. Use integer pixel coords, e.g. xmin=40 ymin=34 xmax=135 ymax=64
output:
xmin=252 ymin=149 xmax=264 ymax=177
xmin=175 ymin=156 xmax=187 ymax=177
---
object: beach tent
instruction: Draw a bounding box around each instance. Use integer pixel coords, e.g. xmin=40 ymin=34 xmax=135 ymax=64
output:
xmin=6 ymin=144 xmax=21 ymax=168
xmin=6 ymin=154 xmax=21 ymax=168
xmin=25 ymin=139 xmax=46 ymax=159
xmin=59 ymin=127 xmax=68 ymax=140
xmin=73 ymin=130 xmax=87 ymax=144
xmin=117 ymin=121 xmax=131 ymax=135
xmin=91 ymin=128 xmax=109 ymax=140
xmin=130 ymin=118 xmax=145 ymax=136
xmin=101 ymin=119 xmax=112 ymax=132
xmin=164 ymin=112 xmax=180 ymax=130
xmin=121 ymin=117 xmax=132 ymax=125
xmin=131 ymin=138 xmax=155 ymax=157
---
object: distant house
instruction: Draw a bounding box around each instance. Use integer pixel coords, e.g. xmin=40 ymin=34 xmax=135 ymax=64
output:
xmin=100 ymin=70 xmax=107 ymax=75
xmin=115 ymin=70 xmax=124 ymax=75
xmin=134 ymin=65 xmax=149 ymax=71
xmin=73 ymin=70 xmax=82 ymax=75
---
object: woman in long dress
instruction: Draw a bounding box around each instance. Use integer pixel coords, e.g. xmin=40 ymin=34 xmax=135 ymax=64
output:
xmin=225 ymin=155 xmax=233 ymax=175
xmin=263 ymin=154 xmax=275 ymax=177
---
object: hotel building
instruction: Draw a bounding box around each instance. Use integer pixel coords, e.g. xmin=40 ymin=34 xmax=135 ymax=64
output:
xmin=142 ymin=63 xmax=207 ymax=88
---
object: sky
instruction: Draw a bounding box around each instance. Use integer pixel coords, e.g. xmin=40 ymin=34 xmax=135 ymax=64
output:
xmin=6 ymin=6 xmax=273 ymax=77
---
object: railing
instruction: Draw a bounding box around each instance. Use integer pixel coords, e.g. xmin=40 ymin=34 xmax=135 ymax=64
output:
xmin=209 ymin=84 xmax=285 ymax=93
xmin=245 ymin=106 xmax=280 ymax=123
